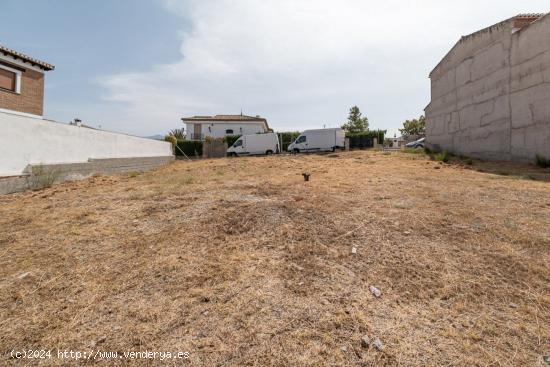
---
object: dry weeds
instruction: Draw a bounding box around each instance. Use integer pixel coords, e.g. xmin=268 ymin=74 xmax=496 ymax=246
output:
xmin=0 ymin=151 xmax=549 ymax=366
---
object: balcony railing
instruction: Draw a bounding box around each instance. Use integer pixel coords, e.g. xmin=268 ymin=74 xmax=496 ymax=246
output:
xmin=188 ymin=133 xmax=204 ymax=140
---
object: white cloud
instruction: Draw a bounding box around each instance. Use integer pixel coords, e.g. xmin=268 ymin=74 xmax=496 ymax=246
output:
xmin=97 ymin=0 xmax=549 ymax=136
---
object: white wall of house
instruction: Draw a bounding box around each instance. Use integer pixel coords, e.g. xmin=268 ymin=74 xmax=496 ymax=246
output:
xmin=186 ymin=122 xmax=267 ymax=140
xmin=0 ymin=111 xmax=173 ymax=176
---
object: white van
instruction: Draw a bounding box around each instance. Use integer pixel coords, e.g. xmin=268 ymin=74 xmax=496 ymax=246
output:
xmin=227 ymin=133 xmax=280 ymax=156
xmin=288 ymin=128 xmax=345 ymax=153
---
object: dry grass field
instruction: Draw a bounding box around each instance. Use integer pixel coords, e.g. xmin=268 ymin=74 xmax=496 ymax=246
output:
xmin=1 ymin=151 xmax=549 ymax=366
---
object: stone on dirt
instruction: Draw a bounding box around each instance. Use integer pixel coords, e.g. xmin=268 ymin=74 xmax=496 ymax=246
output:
xmin=361 ymin=335 xmax=370 ymax=348
xmin=17 ymin=272 xmax=31 ymax=279
xmin=373 ymin=338 xmax=384 ymax=351
xmin=369 ymin=285 xmax=381 ymax=297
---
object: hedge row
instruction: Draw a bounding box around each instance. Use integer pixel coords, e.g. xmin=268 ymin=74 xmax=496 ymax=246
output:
xmin=174 ymin=140 xmax=203 ymax=157
xmin=279 ymin=131 xmax=301 ymax=151
xmin=345 ymin=129 xmax=386 ymax=145
xmin=171 ymin=129 xmax=386 ymax=156
xmin=224 ymin=135 xmax=241 ymax=147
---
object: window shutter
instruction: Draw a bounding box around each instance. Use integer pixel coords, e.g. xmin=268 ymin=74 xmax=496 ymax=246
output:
xmin=0 ymin=68 xmax=16 ymax=91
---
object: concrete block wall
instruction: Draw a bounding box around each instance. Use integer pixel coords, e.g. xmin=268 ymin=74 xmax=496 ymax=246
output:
xmin=0 ymin=156 xmax=174 ymax=195
xmin=425 ymin=15 xmax=550 ymax=162
xmin=510 ymin=15 xmax=550 ymax=161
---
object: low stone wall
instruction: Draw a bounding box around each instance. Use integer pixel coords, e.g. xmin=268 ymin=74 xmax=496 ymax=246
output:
xmin=0 ymin=156 xmax=174 ymax=195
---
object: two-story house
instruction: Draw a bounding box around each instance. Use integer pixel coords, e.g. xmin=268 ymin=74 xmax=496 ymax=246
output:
xmin=181 ymin=114 xmax=271 ymax=140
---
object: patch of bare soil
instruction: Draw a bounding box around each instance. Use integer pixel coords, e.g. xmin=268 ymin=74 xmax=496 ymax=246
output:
xmin=0 ymin=151 xmax=549 ymax=366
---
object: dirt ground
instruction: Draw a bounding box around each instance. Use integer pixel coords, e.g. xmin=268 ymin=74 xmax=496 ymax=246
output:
xmin=1 ymin=151 xmax=549 ymax=366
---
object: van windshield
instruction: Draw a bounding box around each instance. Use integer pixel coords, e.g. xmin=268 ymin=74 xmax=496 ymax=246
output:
xmin=296 ymin=135 xmax=306 ymax=143
xmin=233 ymin=139 xmax=243 ymax=147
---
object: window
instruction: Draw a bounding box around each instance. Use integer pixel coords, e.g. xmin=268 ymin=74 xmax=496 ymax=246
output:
xmin=233 ymin=139 xmax=243 ymax=147
xmin=226 ymin=129 xmax=234 ymax=134
xmin=0 ymin=68 xmax=16 ymax=92
xmin=0 ymin=64 xmax=21 ymax=94
xmin=296 ymin=135 xmax=306 ymax=143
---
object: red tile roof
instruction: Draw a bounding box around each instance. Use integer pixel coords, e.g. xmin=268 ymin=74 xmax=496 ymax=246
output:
xmin=0 ymin=44 xmax=54 ymax=71
xmin=182 ymin=114 xmax=267 ymax=122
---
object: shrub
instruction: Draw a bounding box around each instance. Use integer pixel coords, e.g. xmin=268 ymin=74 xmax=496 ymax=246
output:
xmin=164 ymin=135 xmax=177 ymax=155
xmin=175 ymin=140 xmax=203 ymax=157
xmin=164 ymin=135 xmax=177 ymax=146
xmin=535 ymin=154 xmax=550 ymax=168
xmin=28 ymin=165 xmax=59 ymax=190
xmin=402 ymin=148 xmax=425 ymax=155
xmin=279 ymin=131 xmax=301 ymax=151
xmin=168 ymin=128 xmax=185 ymax=139
xmin=346 ymin=130 xmax=386 ymax=149
xmin=435 ymin=151 xmax=450 ymax=163
xmin=224 ymin=135 xmax=241 ymax=147
xmin=346 ymin=130 xmax=386 ymax=144
xmin=180 ymin=174 xmax=194 ymax=184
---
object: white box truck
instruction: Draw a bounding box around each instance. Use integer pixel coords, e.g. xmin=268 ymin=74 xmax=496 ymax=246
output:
xmin=288 ymin=128 xmax=345 ymax=153
xmin=227 ymin=133 xmax=280 ymax=156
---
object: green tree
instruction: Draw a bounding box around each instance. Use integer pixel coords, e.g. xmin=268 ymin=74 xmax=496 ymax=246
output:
xmin=399 ymin=115 xmax=426 ymax=137
xmin=341 ymin=106 xmax=369 ymax=133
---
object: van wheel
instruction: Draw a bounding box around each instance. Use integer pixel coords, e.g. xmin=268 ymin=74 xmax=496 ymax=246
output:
xmin=293 ymin=148 xmax=300 ymax=154
xmin=230 ymin=152 xmax=237 ymax=157
xmin=266 ymin=150 xmax=273 ymax=156
xmin=332 ymin=147 xmax=336 ymax=152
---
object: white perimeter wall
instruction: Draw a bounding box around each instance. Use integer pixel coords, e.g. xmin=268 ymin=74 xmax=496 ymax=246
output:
xmin=0 ymin=111 xmax=173 ymax=176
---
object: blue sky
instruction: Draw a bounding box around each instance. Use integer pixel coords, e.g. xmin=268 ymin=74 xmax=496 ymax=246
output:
xmin=1 ymin=1 xmax=549 ymax=137
xmin=1 ymin=0 xmax=182 ymax=131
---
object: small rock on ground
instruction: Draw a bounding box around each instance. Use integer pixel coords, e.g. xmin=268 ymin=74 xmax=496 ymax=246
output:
xmin=372 ymin=338 xmax=383 ymax=351
xmin=369 ymin=285 xmax=381 ymax=298
xmin=361 ymin=335 xmax=370 ymax=348
xmin=92 ymin=336 xmax=107 ymax=347
xmin=17 ymin=272 xmax=31 ymax=279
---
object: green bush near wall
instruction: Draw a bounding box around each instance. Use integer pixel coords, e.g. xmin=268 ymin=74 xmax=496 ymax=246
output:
xmin=175 ymin=140 xmax=203 ymax=157
xmin=224 ymin=135 xmax=242 ymax=147
xmin=344 ymin=130 xmax=386 ymax=149
xmin=345 ymin=130 xmax=386 ymax=145
xmin=535 ymin=154 xmax=550 ymax=168
xmin=279 ymin=131 xmax=301 ymax=151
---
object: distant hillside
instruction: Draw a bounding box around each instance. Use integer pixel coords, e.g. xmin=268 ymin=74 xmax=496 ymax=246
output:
xmin=144 ymin=134 xmax=165 ymax=140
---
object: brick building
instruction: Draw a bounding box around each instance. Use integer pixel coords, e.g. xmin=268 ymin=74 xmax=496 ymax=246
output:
xmin=0 ymin=45 xmax=54 ymax=117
